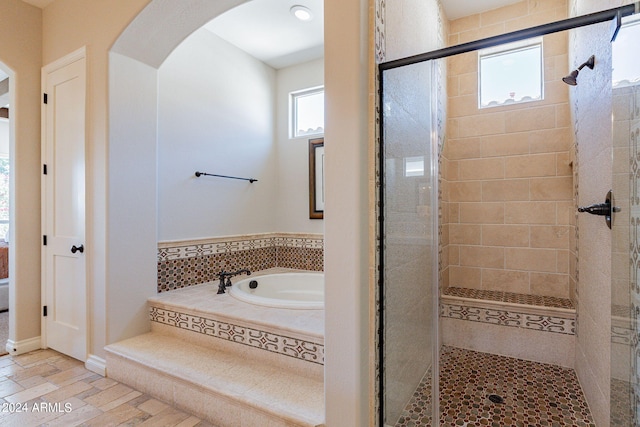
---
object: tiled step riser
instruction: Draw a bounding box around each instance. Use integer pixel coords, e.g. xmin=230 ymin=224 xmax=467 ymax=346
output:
xmin=440 ymin=288 xmax=576 ymax=367
xmin=106 ymin=352 xmax=318 ymax=427
xmin=151 ymin=322 xmax=324 ymax=381
xmin=441 ymin=317 xmax=575 ymax=367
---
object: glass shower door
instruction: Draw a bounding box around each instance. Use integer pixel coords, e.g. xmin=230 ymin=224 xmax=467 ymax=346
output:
xmin=610 ymin=16 xmax=640 ymax=426
xmin=380 ymin=60 xmax=439 ymax=425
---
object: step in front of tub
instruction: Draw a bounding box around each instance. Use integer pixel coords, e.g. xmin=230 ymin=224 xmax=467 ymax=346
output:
xmin=105 ymin=332 xmax=325 ymax=427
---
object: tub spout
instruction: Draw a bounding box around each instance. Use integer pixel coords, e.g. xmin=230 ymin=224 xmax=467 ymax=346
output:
xmin=216 ymin=269 xmax=251 ymax=294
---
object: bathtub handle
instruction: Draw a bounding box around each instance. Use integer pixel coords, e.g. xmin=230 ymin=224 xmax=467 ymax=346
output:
xmin=71 ymin=244 xmax=84 ymax=254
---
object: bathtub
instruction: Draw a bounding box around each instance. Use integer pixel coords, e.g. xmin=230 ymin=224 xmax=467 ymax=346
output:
xmin=230 ymin=272 xmax=324 ymax=309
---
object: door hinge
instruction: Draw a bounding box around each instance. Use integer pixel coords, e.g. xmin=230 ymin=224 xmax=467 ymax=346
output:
xmin=43 ymin=93 xmax=48 ymax=104
xmin=43 ymin=164 xmax=47 ymax=175
xmin=43 ymin=306 xmax=47 ymax=317
xmin=43 ymin=235 xmax=47 ymax=246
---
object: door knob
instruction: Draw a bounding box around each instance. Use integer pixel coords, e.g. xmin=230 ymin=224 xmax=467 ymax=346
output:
xmin=71 ymin=244 xmax=84 ymax=254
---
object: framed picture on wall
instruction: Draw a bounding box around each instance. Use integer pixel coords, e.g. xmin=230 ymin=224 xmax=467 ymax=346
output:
xmin=309 ymin=138 xmax=324 ymax=219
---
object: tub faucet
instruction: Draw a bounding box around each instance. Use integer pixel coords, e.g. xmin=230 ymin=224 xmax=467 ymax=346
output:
xmin=216 ymin=269 xmax=251 ymax=294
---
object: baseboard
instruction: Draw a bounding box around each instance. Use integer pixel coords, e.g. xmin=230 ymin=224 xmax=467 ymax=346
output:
xmin=6 ymin=336 xmax=41 ymax=355
xmin=85 ymin=354 xmax=106 ymax=377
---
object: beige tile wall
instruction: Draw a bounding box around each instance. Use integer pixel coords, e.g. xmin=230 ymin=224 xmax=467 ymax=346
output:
xmin=442 ymin=0 xmax=575 ymax=299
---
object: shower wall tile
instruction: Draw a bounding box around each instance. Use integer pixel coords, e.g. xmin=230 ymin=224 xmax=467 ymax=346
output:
xmin=530 ymin=272 xmax=570 ymax=298
xmin=458 ymin=158 xmax=505 ymax=180
xmin=449 ymin=224 xmax=481 ymax=245
xmin=529 ymin=127 xmax=573 ymax=153
xmin=157 ymin=233 xmax=324 ymax=293
xmin=449 ymin=266 xmax=482 ymax=289
xmin=481 ymin=179 xmax=530 ymax=201
xmin=444 ymin=0 xmax=574 ymax=298
xmin=530 ymin=225 xmax=570 ymax=249
xmin=481 ymin=133 xmax=530 ymax=157
xmin=480 ymin=1 xmax=529 ymax=27
xmin=505 ymin=153 xmax=557 ymax=178
xmin=504 ymin=106 xmax=557 ymax=133
xmin=459 ymin=246 xmax=504 ymax=269
xmin=481 ymin=269 xmax=530 ymax=293
xmin=482 ymin=225 xmax=530 ymax=247
xmin=505 ymin=248 xmax=557 ymax=273
xmin=458 ymin=202 xmax=505 ymax=224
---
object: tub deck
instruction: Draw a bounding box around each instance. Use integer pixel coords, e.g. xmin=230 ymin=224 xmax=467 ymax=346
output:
xmin=148 ymin=267 xmax=324 ymax=340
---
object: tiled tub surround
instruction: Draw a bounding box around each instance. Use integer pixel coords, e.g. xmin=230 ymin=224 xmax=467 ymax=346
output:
xmin=441 ymin=286 xmax=576 ymax=367
xmin=106 ymin=268 xmax=325 ymax=426
xmin=157 ymin=233 xmax=323 ymax=292
xmin=149 ymin=268 xmax=324 ymax=369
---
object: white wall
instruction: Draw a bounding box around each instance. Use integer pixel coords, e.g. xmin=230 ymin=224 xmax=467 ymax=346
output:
xmin=275 ymin=58 xmax=324 ymax=233
xmin=158 ymin=30 xmax=325 ymax=241
xmin=157 ymin=28 xmax=278 ymax=241
xmin=108 ymin=52 xmax=158 ymax=347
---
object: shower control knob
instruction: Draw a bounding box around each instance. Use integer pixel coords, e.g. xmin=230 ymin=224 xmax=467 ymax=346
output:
xmin=578 ymin=190 xmax=619 ymax=229
xmin=578 ymin=203 xmax=610 ymax=216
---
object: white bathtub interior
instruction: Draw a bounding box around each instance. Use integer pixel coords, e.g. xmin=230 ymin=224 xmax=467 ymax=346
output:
xmin=231 ymin=272 xmax=324 ymax=309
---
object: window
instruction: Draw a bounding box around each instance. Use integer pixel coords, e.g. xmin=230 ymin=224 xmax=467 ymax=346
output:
xmin=291 ymin=86 xmax=324 ymax=138
xmin=479 ymin=38 xmax=543 ymax=108
xmin=404 ymin=156 xmax=425 ymax=177
xmin=613 ymin=17 xmax=640 ymax=87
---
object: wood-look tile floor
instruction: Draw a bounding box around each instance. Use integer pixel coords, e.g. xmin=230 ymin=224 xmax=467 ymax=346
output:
xmin=0 ymin=349 xmax=213 ymax=427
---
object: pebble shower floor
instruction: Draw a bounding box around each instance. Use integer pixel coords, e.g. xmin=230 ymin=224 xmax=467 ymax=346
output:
xmin=394 ymin=346 xmax=595 ymax=427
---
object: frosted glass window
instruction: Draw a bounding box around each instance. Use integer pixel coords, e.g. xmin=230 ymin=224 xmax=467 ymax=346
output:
xmin=291 ymin=87 xmax=324 ymax=138
xmin=404 ymin=156 xmax=425 ymax=177
xmin=479 ymin=38 xmax=543 ymax=108
xmin=613 ymin=18 xmax=640 ymax=87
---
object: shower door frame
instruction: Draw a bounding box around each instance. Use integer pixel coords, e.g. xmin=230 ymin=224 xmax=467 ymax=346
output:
xmin=377 ymin=3 xmax=640 ymax=426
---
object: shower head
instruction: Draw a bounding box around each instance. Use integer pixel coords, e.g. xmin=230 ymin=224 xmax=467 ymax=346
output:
xmin=562 ymin=70 xmax=579 ymax=86
xmin=562 ymin=55 xmax=595 ymax=86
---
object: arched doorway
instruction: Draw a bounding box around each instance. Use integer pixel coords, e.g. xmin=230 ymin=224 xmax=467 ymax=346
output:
xmin=108 ymin=1 xmax=371 ymax=424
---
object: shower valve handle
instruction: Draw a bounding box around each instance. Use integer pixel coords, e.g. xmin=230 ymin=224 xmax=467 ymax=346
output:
xmin=578 ymin=190 xmax=620 ymax=229
xmin=578 ymin=203 xmax=610 ymax=216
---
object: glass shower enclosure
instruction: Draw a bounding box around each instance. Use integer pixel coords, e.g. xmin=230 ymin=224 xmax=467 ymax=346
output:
xmin=379 ymin=60 xmax=439 ymax=425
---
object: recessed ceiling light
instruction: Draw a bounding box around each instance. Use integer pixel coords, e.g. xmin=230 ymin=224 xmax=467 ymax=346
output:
xmin=290 ymin=5 xmax=313 ymax=22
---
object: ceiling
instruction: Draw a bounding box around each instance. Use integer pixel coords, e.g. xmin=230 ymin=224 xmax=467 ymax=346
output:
xmin=204 ymin=0 xmax=323 ymax=69
xmin=19 ymin=0 xmax=522 ymax=69
xmin=205 ymin=0 xmax=523 ymax=69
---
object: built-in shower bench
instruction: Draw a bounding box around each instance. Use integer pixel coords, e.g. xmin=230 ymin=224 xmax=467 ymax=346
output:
xmin=441 ymin=287 xmax=576 ymax=368
xmin=105 ymin=270 xmax=325 ymax=427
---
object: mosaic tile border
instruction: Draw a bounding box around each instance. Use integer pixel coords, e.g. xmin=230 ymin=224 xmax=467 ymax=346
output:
xmin=443 ymin=286 xmax=575 ymax=310
xmin=158 ymin=233 xmax=323 ymax=262
xmin=157 ymin=233 xmax=324 ymax=292
xmin=441 ymin=303 xmax=575 ymax=335
xmin=150 ymin=306 xmax=324 ymax=365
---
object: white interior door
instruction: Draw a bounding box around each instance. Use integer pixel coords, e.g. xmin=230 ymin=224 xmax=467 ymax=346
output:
xmin=42 ymin=48 xmax=87 ymax=361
